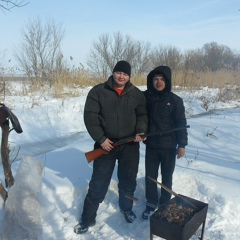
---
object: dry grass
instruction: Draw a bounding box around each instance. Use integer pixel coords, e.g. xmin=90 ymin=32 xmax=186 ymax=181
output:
xmin=172 ymin=69 xmax=239 ymax=89
xmin=129 ymin=70 xmax=239 ymax=90
xmin=1 ymin=69 xmax=239 ymax=101
xmin=131 ymin=74 xmax=147 ymax=86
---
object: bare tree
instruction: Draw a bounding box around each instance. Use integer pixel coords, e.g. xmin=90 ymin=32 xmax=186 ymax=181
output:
xmin=183 ymin=49 xmax=204 ymax=72
xmin=150 ymin=45 xmax=182 ymax=71
xmin=201 ymin=42 xmax=236 ymax=71
xmin=14 ymin=18 xmax=65 ymax=86
xmin=0 ymin=0 xmax=28 ymax=12
xmin=87 ymin=32 xmax=151 ymax=79
xmin=181 ymin=43 xmax=240 ymax=72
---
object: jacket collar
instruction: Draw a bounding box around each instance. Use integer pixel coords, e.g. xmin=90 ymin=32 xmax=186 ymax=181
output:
xmin=106 ymin=76 xmax=134 ymax=94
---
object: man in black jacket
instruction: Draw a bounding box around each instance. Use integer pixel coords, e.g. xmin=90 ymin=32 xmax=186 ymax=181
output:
xmin=74 ymin=60 xmax=148 ymax=234
xmin=142 ymin=66 xmax=188 ymax=220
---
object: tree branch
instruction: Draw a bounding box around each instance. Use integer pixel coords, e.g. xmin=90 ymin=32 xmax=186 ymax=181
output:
xmin=0 ymin=0 xmax=29 ymax=12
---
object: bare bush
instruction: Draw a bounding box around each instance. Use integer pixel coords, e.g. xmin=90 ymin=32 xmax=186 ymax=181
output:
xmin=206 ymin=127 xmax=218 ymax=140
xmin=216 ymin=86 xmax=240 ymax=102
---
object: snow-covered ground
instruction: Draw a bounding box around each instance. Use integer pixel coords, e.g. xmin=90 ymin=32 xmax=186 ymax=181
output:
xmin=0 ymin=85 xmax=240 ymax=240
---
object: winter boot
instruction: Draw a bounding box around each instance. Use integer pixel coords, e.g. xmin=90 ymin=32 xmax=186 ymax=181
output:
xmin=142 ymin=206 xmax=155 ymax=220
xmin=74 ymin=220 xmax=96 ymax=234
xmin=122 ymin=210 xmax=136 ymax=223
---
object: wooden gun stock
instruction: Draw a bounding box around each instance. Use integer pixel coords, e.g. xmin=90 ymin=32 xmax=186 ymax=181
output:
xmin=85 ymin=142 xmax=120 ymax=163
xmin=85 ymin=148 xmax=109 ymax=163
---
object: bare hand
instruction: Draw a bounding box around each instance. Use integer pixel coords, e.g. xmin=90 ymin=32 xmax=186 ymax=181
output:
xmin=101 ymin=138 xmax=114 ymax=152
xmin=176 ymin=147 xmax=185 ymax=159
xmin=134 ymin=133 xmax=146 ymax=142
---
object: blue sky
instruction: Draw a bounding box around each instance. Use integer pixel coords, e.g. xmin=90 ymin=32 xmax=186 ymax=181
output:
xmin=1 ymin=0 xmax=240 ymax=68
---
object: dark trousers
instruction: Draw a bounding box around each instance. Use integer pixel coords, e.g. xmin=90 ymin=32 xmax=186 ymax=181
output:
xmin=81 ymin=142 xmax=139 ymax=224
xmin=145 ymin=147 xmax=176 ymax=209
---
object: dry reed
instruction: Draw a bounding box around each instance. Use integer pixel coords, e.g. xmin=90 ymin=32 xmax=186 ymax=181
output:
xmin=1 ymin=69 xmax=239 ymax=101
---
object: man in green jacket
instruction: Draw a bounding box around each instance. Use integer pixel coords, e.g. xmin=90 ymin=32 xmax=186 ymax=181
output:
xmin=74 ymin=60 xmax=148 ymax=234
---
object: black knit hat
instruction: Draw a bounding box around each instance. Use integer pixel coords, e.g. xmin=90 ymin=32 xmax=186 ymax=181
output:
xmin=113 ymin=60 xmax=131 ymax=77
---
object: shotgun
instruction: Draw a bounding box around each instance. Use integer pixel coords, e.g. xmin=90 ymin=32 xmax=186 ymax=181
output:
xmin=85 ymin=125 xmax=190 ymax=163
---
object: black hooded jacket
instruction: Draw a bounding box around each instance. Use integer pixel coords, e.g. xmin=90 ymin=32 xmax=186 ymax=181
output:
xmin=144 ymin=66 xmax=188 ymax=149
xmin=84 ymin=76 xmax=148 ymax=145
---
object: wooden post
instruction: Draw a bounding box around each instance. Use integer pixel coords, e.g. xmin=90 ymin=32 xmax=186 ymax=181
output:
xmin=0 ymin=181 xmax=8 ymax=202
xmin=1 ymin=121 xmax=14 ymax=187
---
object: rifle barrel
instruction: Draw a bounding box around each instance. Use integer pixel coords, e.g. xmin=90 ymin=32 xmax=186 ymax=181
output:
xmin=145 ymin=125 xmax=190 ymax=138
xmin=117 ymin=125 xmax=190 ymax=145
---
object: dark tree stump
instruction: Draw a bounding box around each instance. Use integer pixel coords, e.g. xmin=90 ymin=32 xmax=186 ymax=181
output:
xmin=1 ymin=121 xmax=14 ymax=188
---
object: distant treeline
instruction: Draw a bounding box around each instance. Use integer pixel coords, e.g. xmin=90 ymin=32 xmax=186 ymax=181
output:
xmin=1 ymin=19 xmax=239 ymax=87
